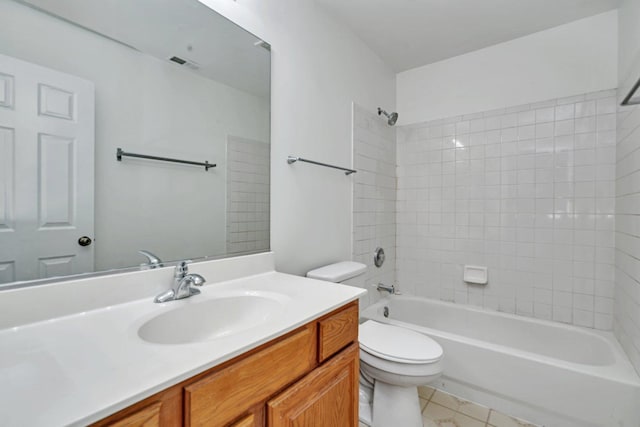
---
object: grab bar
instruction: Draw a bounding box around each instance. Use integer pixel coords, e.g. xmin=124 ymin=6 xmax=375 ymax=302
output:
xmin=116 ymin=148 xmax=216 ymax=171
xmin=287 ymin=156 xmax=356 ymax=175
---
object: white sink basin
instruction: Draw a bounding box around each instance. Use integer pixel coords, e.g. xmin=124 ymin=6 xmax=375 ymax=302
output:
xmin=138 ymin=292 xmax=288 ymax=344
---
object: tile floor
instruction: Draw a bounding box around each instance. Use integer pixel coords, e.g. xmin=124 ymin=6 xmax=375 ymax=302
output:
xmin=359 ymin=386 xmax=539 ymax=427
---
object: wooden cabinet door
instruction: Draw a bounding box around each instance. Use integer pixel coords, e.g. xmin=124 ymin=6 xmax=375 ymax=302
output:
xmin=267 ymin=344 xmax=359 ymax=427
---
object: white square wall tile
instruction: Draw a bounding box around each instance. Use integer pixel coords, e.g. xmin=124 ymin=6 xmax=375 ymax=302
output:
xmin=575 ymin=101 xmax=596 ymax=118
xmin=535 ymin=107 xmax=555 ymax=123
xmin=518 ymin=110 xmax=535 ymax=126
xmin=555 ymin=104 xmax=575 ymax=121
xmin=555 ymin=119 xmax=575 ymax=136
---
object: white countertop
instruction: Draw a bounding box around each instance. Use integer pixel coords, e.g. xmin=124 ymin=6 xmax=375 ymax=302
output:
xmin=0 ymin=267 xmax=365 ymax=426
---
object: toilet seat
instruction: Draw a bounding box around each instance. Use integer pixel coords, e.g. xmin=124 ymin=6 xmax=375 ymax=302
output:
xmin=359 ymin=320 xmax=443 ymax=364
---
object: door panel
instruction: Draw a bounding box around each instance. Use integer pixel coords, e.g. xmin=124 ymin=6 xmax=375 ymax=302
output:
xmin=38 ymin=133 xmax=75 ymax=227
xmin=0 ymin=261 xmax=14 ymax=283
xmin=38 ymin=83 xmax=76 ymax=120
xmin=38 ymin=255 xmax=75 ymax=278
xmin=0 ymin=53 xmax=94 ymax=284
xmin=0 ymin=126 xmax=14 ymax=230
xmin=0 ymin=72 xmax=13 ymax=108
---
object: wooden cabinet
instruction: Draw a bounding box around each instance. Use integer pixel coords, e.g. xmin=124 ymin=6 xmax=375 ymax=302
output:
xmin=267 ymin=344 xmax=359 ymax=427
xmin=185 ymin=324 xmax=317 ymax=426
xmin=93 ymin=301 xmax=358 ymax=427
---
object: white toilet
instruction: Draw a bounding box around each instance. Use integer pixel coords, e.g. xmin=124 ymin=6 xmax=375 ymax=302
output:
xmin=307 ymin=262 xmax=444 ymax=427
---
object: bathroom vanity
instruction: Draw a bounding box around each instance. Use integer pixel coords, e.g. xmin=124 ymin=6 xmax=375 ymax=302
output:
xmin=0 ymin=253 xmax=366 ymax=426
xmin=94 ymin=302 xmax=359 ymax=427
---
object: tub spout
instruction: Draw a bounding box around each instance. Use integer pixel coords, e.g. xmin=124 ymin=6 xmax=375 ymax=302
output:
xmin=376 ymin=283 xmax=395 ymax=294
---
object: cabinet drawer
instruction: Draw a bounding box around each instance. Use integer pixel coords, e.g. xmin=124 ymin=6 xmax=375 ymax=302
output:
xmin=318 ymin=303 xmax=358 ymax=362
xmin=184 ymin=323 xmax=317 ymax=427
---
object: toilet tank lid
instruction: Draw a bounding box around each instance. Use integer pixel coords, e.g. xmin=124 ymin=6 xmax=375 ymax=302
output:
xmin=306 ymin=261 xmax=367 ymax=282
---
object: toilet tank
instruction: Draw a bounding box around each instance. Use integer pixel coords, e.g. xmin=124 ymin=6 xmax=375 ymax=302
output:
xmin=307 ymin=261 xmax=367 ymax=287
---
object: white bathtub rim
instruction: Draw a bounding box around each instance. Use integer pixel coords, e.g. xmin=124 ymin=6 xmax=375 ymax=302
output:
xmin=362 ymin=296 xmax=640 ymax=387
xmin=377 ymin=294 xmax=617 ymax=346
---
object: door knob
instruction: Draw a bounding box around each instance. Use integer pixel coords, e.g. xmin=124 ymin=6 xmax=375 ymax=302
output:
xmin=78 ymin=236 xmax=93 ymax=247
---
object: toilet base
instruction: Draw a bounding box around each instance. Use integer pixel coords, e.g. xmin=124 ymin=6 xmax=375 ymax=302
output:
xmin=359 ymin=368 xmax=437 ymax=427
xmin=359 ymin=373 xmax=374 ymax=426
xmin=359 ymin=396 xmax=373 ymax=426
xmin=372 ymin=381 xmax=423 ymax=427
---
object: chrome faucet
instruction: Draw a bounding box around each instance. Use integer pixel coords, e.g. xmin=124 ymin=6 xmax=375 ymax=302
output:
xmin=154 ymin=261 xmax=206 ymax=303
xmin=139 ymin=250 xmax=164 ymax=269
xmin=376 ymin=283 xmax=395 ymax=295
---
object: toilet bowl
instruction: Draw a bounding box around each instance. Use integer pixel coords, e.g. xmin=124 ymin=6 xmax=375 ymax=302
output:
xmin=359 ymin=320 xmax=443 ymax=427
xmin=306 ymin=261 xmax=444 ymax=427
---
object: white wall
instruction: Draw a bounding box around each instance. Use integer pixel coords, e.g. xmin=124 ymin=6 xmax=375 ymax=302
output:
xmin=198 ymin=0 xmax=396 ymax=275
xmin=0 ymin=0 xmax=269 ymax=270
xmin=618 ymin=0 xmax=640 ymax=96
xmin=615 ymin=0 xmax=640 ymax=374
xmin=397 ymin=11 xmax=618 ymax=125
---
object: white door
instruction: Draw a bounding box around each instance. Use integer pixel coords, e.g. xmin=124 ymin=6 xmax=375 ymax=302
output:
xmin=0 ymin=53 xmax=95 ymax=285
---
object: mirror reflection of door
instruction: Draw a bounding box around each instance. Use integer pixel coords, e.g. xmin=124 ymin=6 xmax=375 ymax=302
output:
xmin=0 ymin=53 xmax=95 ymax=284
xmin=0 ymin=0 xmax=270 ymax=288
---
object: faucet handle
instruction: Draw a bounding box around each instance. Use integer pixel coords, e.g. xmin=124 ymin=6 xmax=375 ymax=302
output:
xmin=174 ymin=260 xmax=193 ymax=276
xmin=138 ymin=250 xmax=164 ymax=269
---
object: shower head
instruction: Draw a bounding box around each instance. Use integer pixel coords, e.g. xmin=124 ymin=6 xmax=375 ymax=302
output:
xmin=378 ymin=107 xmax=399 ymax=126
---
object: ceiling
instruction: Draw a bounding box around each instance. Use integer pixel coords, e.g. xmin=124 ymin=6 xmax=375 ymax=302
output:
xmin=314 ymin=0 xmax=619 ymax=72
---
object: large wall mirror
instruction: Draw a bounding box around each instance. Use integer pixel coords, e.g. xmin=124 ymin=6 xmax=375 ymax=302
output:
xmin=0 ymin=0 xmax=271 ymax=288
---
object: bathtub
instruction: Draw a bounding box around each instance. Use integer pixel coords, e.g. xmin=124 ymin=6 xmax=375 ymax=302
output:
xmin=361 ymin=295 xmax=640 ymax=427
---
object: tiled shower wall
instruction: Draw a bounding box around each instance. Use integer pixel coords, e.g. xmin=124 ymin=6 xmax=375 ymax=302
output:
xmin=353 ymin=104 xmax=396 ymax=309
xmin=615 ymin=98 xmax=640 ymax=371
xmin=396 ymin=90 xmax=617 ymax=329
xmin=226 ymin=136 xmax=270 ymax=255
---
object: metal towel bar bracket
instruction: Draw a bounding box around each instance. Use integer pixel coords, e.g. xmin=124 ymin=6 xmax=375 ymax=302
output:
xmin=116 ymin=148 xmax=216 ymax=171
xmin=287 ymin=156 xmax=356 ymax=175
